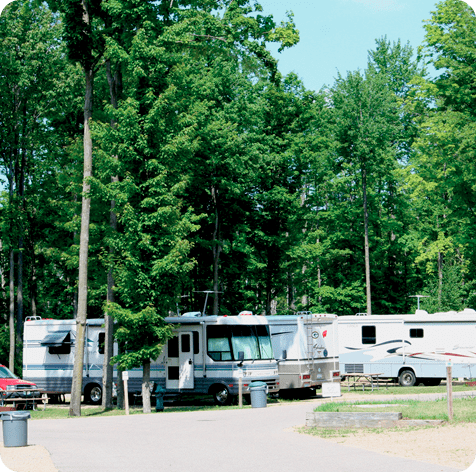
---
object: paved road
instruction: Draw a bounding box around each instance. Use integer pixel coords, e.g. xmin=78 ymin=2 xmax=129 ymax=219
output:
xmin=17 ymin=397 xmax=460 ymax=472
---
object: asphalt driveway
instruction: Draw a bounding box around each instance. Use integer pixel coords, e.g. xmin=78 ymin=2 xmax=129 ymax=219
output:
xmin=18 ymin=399 xmax=459 ymax=472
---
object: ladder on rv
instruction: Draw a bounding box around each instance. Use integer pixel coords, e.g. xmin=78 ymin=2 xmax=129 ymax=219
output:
xmin=298 ymin=311 xmax=315 ymax=371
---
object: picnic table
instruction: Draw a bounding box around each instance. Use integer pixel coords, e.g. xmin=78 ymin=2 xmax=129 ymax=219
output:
xmin=343 ymin=373 xmax=384 ymax=392
xmin=0 ymin=388 xmax=48 ymax=410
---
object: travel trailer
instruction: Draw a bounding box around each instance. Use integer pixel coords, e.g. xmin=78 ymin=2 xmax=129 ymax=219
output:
xmin=23 ymin=313 xmax=279 ymax=405
xmin=266 ymin=313 xmax=340 ymax=395
xmin=23 ymin=317 xmax=108 ymax=404
xmin=337 ymin=308 xmax=476 ymax=386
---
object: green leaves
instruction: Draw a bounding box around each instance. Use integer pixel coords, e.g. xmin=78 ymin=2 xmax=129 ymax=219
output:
xmin=107 ymin=303 xmax=174 ymax=370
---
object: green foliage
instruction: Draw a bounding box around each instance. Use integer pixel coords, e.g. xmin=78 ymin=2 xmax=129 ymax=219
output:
xmin=108 ymin=303 xmax=174 ymax=370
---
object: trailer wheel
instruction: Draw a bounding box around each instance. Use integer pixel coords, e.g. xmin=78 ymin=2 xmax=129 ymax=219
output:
xmin=398 ymin=370 xmax=416 ymax=387
xmin=212 ymin=385 xmax=232 ymax=406
xmin=85 ymin=384 xmax=102 ymax=405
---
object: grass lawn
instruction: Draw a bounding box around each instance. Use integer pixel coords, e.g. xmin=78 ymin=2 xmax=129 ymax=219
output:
xmin=28 ymin=401 xmax=253 ymax=420
xmin=314 ymin=397 xmax=476 ymax=423
xmin=340 ymin=382 xmax=476 ymax=396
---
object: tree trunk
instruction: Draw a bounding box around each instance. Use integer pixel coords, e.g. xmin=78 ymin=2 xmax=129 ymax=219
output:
xmin=16 ymin=236 xmax=23 ymax=354
xmin=116 ymin=345 xmax=125 ymax=409
xmin=69 ymin=66 xmax=94 ymax=417
xmin=362 ymin=166 xmax=372 ymax=316
xmin=211 ymin=185 xmax=221 ymax=316
xmin=142 ymin=359 xmax=152 ymax=414
xmin=438 ymin=251 xmax=443 ymax=308
xmin=9 ymin=248 xmax=15 ymax=372
xmin=102 ymin=59 xmax=121 ymax=410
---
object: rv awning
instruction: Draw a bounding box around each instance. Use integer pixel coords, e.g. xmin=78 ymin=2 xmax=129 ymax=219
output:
xmin=41 ymin=331 xmax=71 ymax=346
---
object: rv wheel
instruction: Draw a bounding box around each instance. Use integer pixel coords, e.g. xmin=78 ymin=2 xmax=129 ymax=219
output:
xmin=398 ymin=370 xmax=416 ymax=387
xmin=85 ymin=384 xmax=102 ymax=405
xmin=213 ymin=385 xmax=231 ymax=406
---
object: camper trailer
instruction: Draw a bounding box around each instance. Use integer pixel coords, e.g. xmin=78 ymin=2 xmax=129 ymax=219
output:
xmin=338 ymin=308 xmax=476 ymax=386
xmin=23 ymin=313 xmax=279 ymax=405
xmin=266 ymin=313 xmax=340 ymax=395
xmin=23 ymin=317 xmax=109 ymax=404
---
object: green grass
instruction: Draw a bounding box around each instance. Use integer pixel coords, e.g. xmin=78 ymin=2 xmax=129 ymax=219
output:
xmin=29 ymin=402 xmax=255 ymax=420
xmin=295 ymin=423 xmax=436 ymax=438
xmin=314 ymin=397 xmax=476 ymax=423
xmin=341 ymin=383 xmax=476 ymax=396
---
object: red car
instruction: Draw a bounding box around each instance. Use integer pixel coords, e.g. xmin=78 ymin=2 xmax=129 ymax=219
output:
xmin=0 ymin=365 xmax=40 ymax=406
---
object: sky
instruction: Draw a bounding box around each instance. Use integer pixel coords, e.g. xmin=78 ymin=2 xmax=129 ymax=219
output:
xmin=258 ymin=0 xmax=476 ymax=92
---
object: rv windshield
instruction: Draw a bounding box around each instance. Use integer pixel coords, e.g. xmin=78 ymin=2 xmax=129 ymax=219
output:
xmin=207 ymin=325 xmax=273 ymax=361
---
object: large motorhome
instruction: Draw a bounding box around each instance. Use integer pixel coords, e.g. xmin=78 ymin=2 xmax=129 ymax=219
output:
xmin=155 ymin=313 xmax=279 ymax=405
xmin=266 ymin=313 xmax=340 ymax=395
xmin=337 ymin=308 xmax=476 ymax=386
xmin=23 ymin=313 xmax=279 ymax=405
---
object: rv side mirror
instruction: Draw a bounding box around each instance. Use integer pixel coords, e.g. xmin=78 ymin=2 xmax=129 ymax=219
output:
xmin=282 ymin=350 xmax=287 ymax=360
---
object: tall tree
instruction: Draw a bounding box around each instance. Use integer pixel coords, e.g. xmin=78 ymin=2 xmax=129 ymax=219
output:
xmin=47 ymin=0 xmax=107 ymax=416
xmin=0 ymin=0 xmax=76 ymax=372
xmin=330 ymin=67 xmax=399 ymax=315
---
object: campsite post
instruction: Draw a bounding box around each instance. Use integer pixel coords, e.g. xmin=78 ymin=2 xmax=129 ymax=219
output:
xmin=123 ymin=371 xmax=129 ymax=415
xmin=446 ymin=361 xmax=453 ymax=421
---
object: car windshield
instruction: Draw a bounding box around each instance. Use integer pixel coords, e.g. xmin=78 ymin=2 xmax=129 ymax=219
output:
xmin=0 ymin=366 xmax=17 ymax=379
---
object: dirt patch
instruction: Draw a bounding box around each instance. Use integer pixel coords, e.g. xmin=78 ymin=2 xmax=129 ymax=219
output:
xmin=304 ymin=422 xmax=476 ymax=471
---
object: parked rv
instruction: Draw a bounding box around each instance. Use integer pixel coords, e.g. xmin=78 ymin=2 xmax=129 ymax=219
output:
xmin=23 ymin=313 xmax=279 ymax=406
xmin=155 ymin=313 xmax=279 ymax=405
xmin=337 ymin=308 xmax=476 ymax=386
xmin=266 ymin=313 xmax=340 ymax=396
xmin=23 ymin=317 xmax=107 ymax=404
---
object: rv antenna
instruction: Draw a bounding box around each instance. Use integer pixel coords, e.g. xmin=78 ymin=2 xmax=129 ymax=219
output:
xmin=409 ymin=294 xmax=429 ymax=310
xmin=193 ymin=290 xmax=222 ymax=316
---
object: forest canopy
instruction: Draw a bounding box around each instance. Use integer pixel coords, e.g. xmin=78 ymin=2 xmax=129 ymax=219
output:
xmin=1 ymin=0 xmax=476 ymax=372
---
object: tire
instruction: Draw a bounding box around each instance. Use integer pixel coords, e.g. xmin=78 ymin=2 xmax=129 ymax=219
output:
xmin=212 ymin=385 xmax=232 ymax=406
xmin=85 ymin=384 xmax=102 ymax=405
xmin=398 ymin=370 xmax=416 ymax=387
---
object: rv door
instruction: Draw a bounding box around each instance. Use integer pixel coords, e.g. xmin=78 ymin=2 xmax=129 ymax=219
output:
xmin=179 ymin=332 xmax=194 ymax=389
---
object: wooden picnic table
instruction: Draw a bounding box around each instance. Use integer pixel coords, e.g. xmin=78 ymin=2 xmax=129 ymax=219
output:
xmin=0 ymin=388 xmax=48 ymax=410
xmin=343 ymin=373 xmax=384 ymax=392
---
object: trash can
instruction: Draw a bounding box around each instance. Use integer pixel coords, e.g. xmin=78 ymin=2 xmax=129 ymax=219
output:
xmin=1 ymin=411 xmax=31 ymax=447
xmin=248 ymin=381 xmax=268 ymax=408
xmin=155 ymin=385 xmax=165 ymax=412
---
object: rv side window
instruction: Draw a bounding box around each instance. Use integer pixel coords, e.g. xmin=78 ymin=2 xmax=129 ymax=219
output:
xmin=207 ymin=326 xmax=232 ymax=361
xmin=410 ymin=328 xmax=424 ymax=338
xmin=98 ymin=332 xmax=105 ymax=354
xmin=168 ymin=336 xmax=179 ymax=358
xmin=362 ymin=325 xmax=376 ymax=344
xmin=45 ymin=332 xmax=72 ymax=355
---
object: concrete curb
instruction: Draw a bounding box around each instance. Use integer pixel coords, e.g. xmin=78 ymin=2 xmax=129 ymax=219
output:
xmin=306 ymin=411 xmax=402 ymax=428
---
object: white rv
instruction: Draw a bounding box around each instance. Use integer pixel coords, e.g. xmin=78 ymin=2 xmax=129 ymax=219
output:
xmin=155 ymin=313 xmax=279 ymax=405
xmin=23 ymin=317 xmax=107 ymax=404
xmin=266 ymin=313 xmax=340 ymax=395
xmin=338 ymin=309 xmax=476 ymax=386
xmin=23 ymin=314 xmax=279 ymax=406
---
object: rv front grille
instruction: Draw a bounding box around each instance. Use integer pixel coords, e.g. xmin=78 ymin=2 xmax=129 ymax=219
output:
xmin=344 ymin=364 xmax=364 ymax=374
